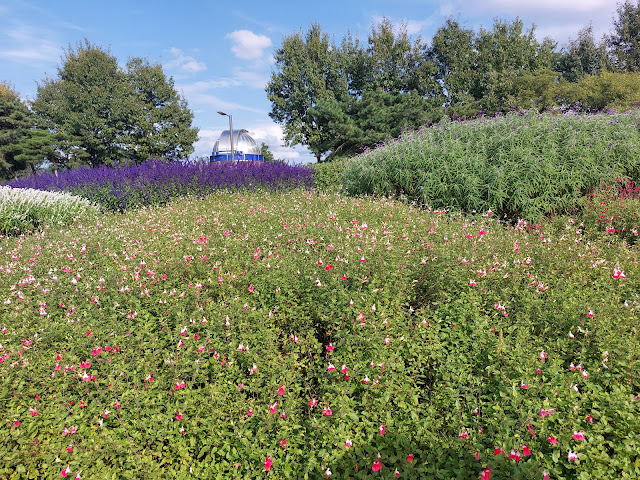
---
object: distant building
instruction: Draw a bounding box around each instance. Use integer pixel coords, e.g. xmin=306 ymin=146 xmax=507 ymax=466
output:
xmin=210 ymin=129 xmax=264 ymax=162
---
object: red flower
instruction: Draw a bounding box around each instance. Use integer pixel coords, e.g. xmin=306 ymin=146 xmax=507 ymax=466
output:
xmin=481 ymin=468 xmax=491 ymax=480
xmin=372 ymin=453 xmax=382 ymax=472
xmin=523 ymin=444 xmax=532 ymax=456
xmin=264 ymin=455 xmax=273 ymax=471
xmin=548 ymin=434 xmax=557 ymax=444
xmin=407 ymin=453 xmax=414 ymax=462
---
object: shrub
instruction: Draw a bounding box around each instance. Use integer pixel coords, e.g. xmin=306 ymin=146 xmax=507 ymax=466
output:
xmin=0 ymin=185 xmax=97 ymax=235
xmin=340 ymin=109 xmax=640 ymax=221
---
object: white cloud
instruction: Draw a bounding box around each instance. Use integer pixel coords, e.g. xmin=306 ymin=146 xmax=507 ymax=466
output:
xmin=226 ymin=30 xmax=272 ymax=61
xmin=176 ymin=80 xmax=263 ymax=114
xmin=165 ymin=47 xmax=207 ymax=73
xmin=487 ymin=0 xmax=613 ymax=12
xmin=234 ymin=69 xmax=270 ymax=89
xmin=0 ymin=23 xmax=60 ymax=64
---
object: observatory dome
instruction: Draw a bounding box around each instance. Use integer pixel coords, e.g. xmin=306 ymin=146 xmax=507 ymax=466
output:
xmin=210 ymin=129 xmax=264 ymax=161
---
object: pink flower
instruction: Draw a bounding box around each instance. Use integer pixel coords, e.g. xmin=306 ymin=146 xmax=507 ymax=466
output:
xmin=521 ymin=380 xmax=528 ymax=389
xmin=309 ymin=397 xmax=318 ymax=408
xmin=540 ymin=350 xmax=546 ymax=361
xmin=407 ymin=452 xmax=414 ymax=462
xmin=326 ymin=467 xmax=332 ymax=477
xmin=523 ymin=444 xmax=532 ymax=456
xmin=395 ymin=468 xmax=400 ymax=477
xmin=29 ymin=407 xmax=38 ymax=417
xmin=548 ymin=434 xmax=557 ymax=444
xmin=586 ymin=414 xmax=594 ymax=423
xmin=543 ymin=470 xmax=550 ymax=479
xmin=279 ymin=439 xmax=287 ymax=448
xmin=573 ymin=430 xmax=585 ymax=441
xmin=379 ymin=423 xmax=385 ymax=435
xmin=341 ymin=364 xmax=348 ymax=374
xmin=327 ymin=363 xmax=335 ymax=371
xmin=481 ymin=468 xmax=491 ymax=480
xmin=473 ymin=450 xmax=480 ymax=460
xmin=372 ymin=453 xmax=382 ymax=472
xmin=176 ymin=412 xmax=182 ymax=421
xmin=469 ymin=279 xmax=477 ymax=286
xmin=278 ymin=384 xmax=285 ymax=395
xmin=326 ymin=343 xmax=334 ymax=351
xmin=568 ymin=450 xmax=578 ymax=461
xmin=509 ymin=449 xmax=522 ymax=462
xmin=345 ymin=438 xmax=353 ymax=447
xmin=269 ymin=402 xmax=278 ymax=414
xmin=458 ymin=429 xmax=468 ymax=439
xmin=180 ymin=426 xmax=185 ymax=435
xmin=61 ymin=466 xmax=71 ymax=477
xmin=264 ymin=455 xmax=273 ymax=471
xmin=322 ymin=406 xmax=332 ymax=416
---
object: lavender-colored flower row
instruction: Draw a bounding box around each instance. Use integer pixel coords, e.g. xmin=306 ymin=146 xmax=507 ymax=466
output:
xmin=9 ymin=159 xmax=315 ymax=211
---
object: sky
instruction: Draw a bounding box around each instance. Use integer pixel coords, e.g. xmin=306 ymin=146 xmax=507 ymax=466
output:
xmin=0 ymin=0 xmax=621 ymax=164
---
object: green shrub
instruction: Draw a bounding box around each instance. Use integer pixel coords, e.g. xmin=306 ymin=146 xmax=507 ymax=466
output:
xmin=309 ymin=160 xmax=346 ymax=193
xmin=340 ymin=109 xmax=640 ymax=222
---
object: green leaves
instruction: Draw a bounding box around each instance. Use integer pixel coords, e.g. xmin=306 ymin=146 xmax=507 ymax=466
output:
xmin=31 ymin=40 xmax=198 ymax=168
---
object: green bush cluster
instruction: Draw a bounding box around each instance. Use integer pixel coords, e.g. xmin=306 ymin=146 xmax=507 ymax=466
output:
xmin=309 ymin=160 xmax=346 ymax=193
xmin=340 ymin=110 xmax=640 ymax=222
xmin=0 ymin=191 xmax=638 ymax=479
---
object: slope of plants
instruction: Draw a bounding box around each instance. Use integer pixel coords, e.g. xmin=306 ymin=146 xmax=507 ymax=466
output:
xmin=0 ymin=190 xmax=638 ymax=479
xmin=340 ymin=109 xmax=640 ymax=221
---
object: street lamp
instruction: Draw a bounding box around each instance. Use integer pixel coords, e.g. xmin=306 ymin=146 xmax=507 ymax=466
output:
xmin=217 ymin=111 xmax=234 ymax=161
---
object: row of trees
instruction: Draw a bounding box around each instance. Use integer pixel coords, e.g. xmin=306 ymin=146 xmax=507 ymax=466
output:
xmin=0 ymin=40 xmax=198 ymax=180
xmin=267 ymin=1 xmax=640 ymax=161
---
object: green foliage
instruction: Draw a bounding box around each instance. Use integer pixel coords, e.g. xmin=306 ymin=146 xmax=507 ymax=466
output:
xmin=607 ymin=0 xmax=640 ymax=72
xmin=555 ymin=72 xmax=640 ymax=111
xmin=340 ymin=110 xmax=640 ymax=221
xmin=32 ymin=40 xmax=198 ymax=168
xmin=556 ymin=25 xmax=608 ymax=82
xmin=0 ymin=190 xmax=638 ymax=478
xmin=0 ymin=84 xmax=38 ymax=180
xmin=309 ymin=160 xmax=345 ymax=192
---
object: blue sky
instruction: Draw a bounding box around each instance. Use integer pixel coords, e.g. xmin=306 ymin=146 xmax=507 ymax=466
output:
xmin=1 ymin=0 xmax=618 ymax=163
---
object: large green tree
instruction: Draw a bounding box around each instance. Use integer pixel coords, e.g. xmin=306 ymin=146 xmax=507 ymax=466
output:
xmin=266 ymin=24 xmax=345 ymax=162
xmin=556 ymin=25 xmax=608 ymax=82
xmin=0 ymin=83 xmax=32 ymax=179
xmin=607 ymin=1 xmax=640 ymax=72
xmin=32 ymin=40 xmax=198 ymax=167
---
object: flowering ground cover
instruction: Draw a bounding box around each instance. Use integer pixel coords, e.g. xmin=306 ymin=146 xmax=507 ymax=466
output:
xmin=341 ymin=109 xmax=640 ymax=221
xmin=0 ymin=186 xmax=98 ymax=236
xmin=0 ymin=189 xmax=638 ymax=479
xmin=8 ymin=159 xmax=314 ymax=212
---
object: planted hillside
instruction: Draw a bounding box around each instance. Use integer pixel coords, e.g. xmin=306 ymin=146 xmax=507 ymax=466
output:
xmin=8 ymin=159 xmax=314 ymax=212
xmin=340 ymin=110 xmax=640 ymax=221
xmin=0 ymin=190 xmax=639 ymax=479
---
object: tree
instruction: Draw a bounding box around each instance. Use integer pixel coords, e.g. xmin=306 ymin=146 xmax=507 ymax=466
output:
xmin=556 ymin=25 xmax=608 ymax=82
xmin=0 ymin=83 xmax=36 ymax=179
xmin=266 ymin=24 xmax=345 ymax=162
xmin=124 ymin=58 xmax=198 ymax=162
xmin=430 ymin=18 xmax=477 ymax=110
xmin=259 ymin=142 xmax=275 ymax=162
xmin=32 ymin=40 xmax=198 ymax=167
xmin=607 ymin=1 xmax=640 ymax=72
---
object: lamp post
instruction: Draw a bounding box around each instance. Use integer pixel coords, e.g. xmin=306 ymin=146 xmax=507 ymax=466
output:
xmin=217 ymin=111 xmax=234 ymax=161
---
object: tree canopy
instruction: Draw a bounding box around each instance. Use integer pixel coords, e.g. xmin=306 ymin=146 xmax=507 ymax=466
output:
xmin=32 ymin=40 xmax=198 ymax=168
xmin=267 ymin=4 xmax=640 ymax=162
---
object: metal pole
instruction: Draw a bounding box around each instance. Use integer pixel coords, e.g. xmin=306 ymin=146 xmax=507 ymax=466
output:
xmin=217 ymin=111 xmax=234 ymax=161
xmin=229 ymin=114 xmax=234 ymax=162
